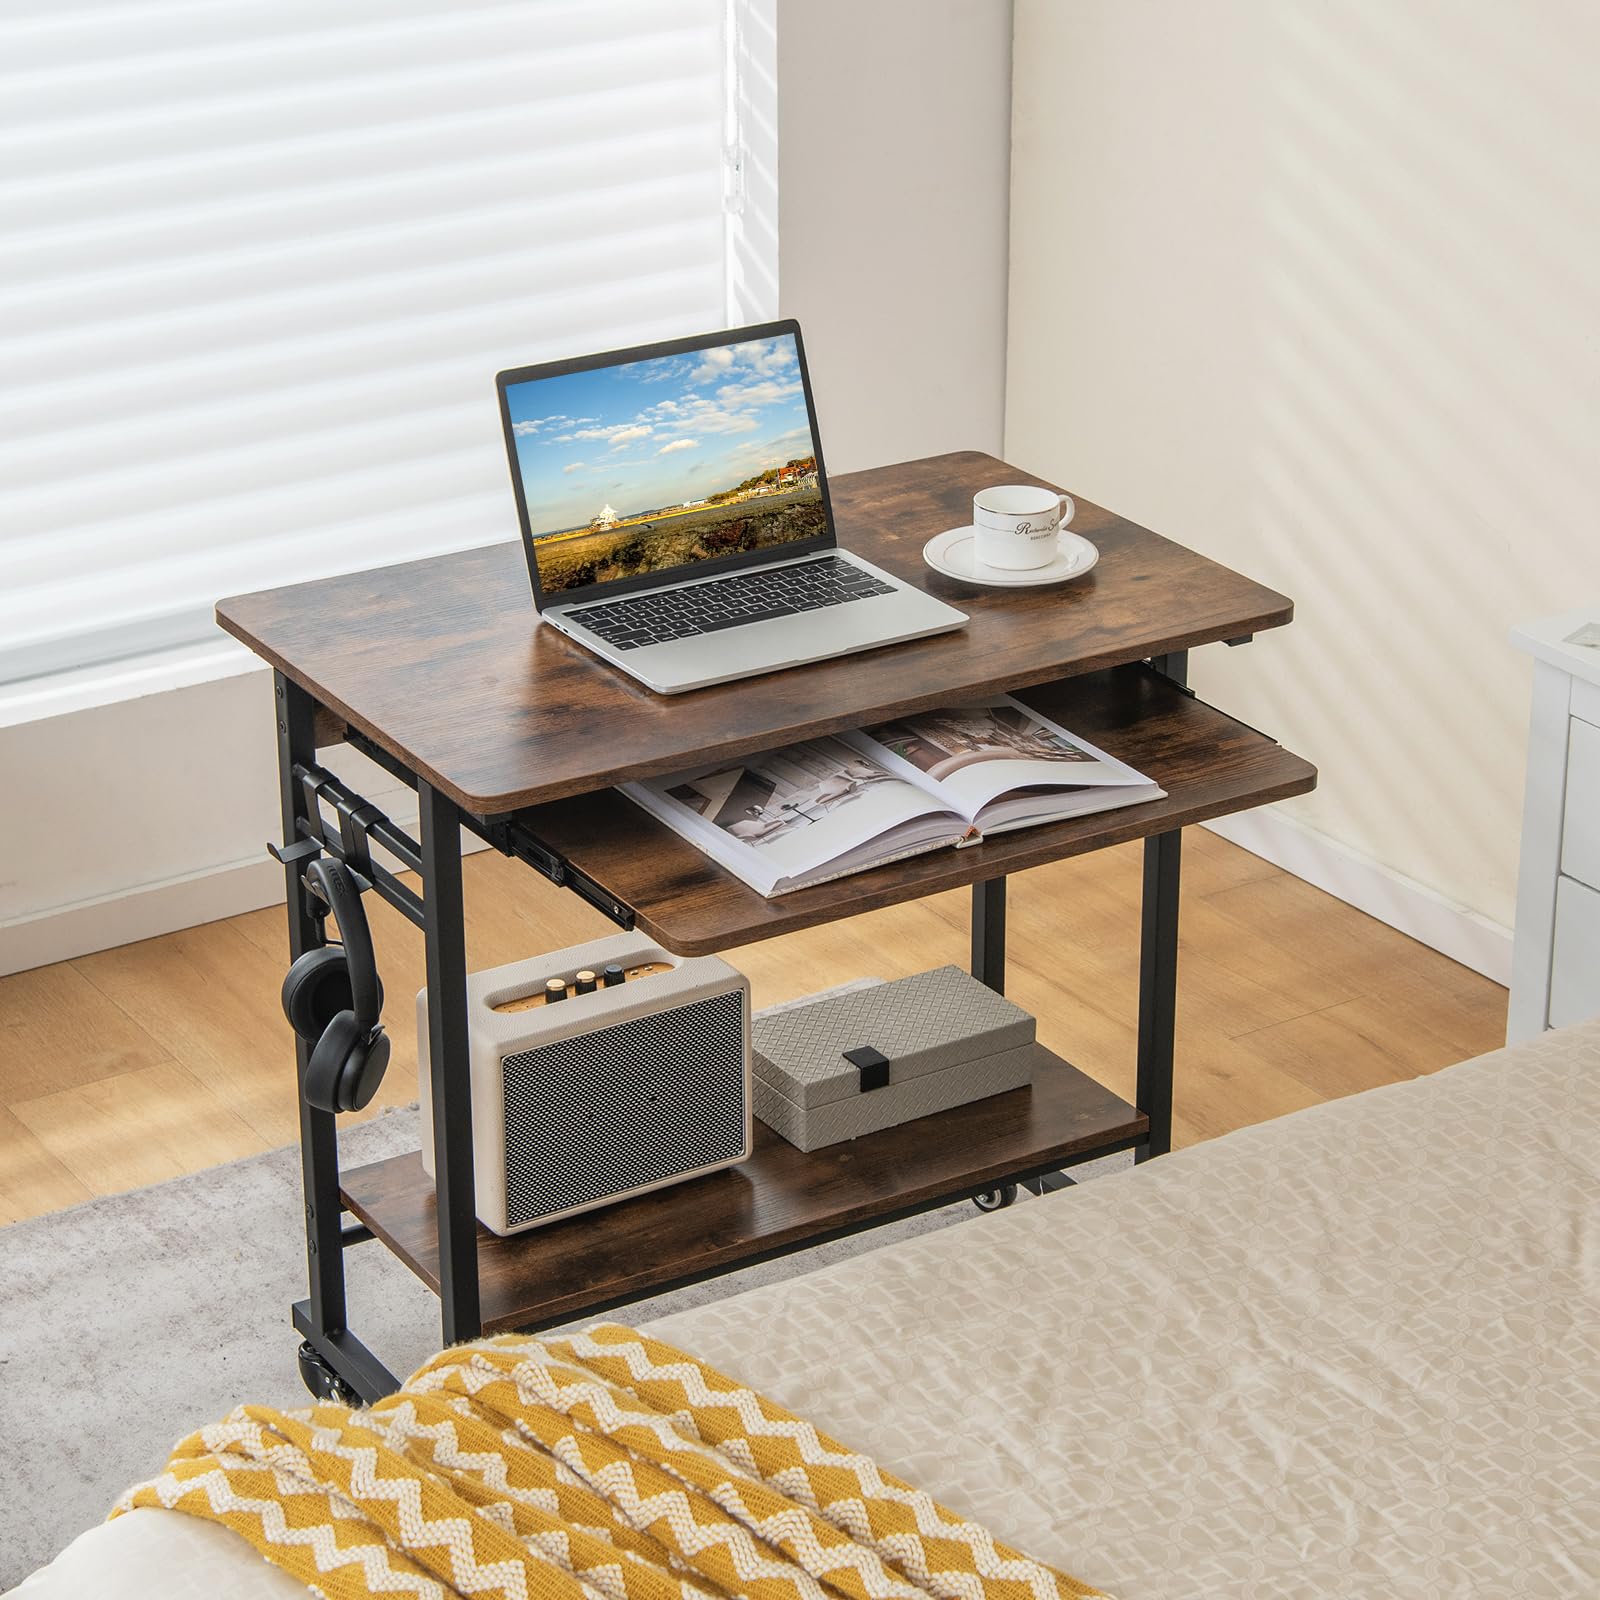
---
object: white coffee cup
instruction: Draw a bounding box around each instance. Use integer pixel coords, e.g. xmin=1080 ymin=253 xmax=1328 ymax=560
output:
xmin=972 ymin=484 xmax=1076 ymax=571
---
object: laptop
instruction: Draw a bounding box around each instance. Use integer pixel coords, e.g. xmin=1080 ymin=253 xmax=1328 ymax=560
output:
xmin=495 ymin=320 xmax=967 ymax=694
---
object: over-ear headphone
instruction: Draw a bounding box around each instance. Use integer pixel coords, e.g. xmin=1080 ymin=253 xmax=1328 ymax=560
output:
xmin=281 ymin=858 xmax=391 ymax=1114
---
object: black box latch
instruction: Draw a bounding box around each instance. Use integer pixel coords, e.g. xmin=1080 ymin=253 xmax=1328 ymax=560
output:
xmin=842 ymin=1045 xmax=891 ymax=1093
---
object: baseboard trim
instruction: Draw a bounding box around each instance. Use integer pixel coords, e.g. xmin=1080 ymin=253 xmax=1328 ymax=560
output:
xmin=4 ymin=800 xmax=1512 ymax=988
xmin=0 ymin=812 xmax=489 ymax=978
xmin=1203 ymin=809 xmax=1513 ymax=986
xmin=0 ymin=858 xmax=286 ymax=977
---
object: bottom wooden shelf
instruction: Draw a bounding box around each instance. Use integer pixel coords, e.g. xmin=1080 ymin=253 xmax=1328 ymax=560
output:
xmin=340 ymin=1046 xmax=1146 ymax=1334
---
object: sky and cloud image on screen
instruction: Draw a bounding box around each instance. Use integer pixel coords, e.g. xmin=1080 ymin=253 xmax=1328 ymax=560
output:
xmin=506 ymin=333 xmax=828 ymax=595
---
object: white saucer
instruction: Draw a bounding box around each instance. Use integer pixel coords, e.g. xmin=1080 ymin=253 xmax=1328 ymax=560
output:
xmin=922 ymin=526 xmax=1099 ymax=587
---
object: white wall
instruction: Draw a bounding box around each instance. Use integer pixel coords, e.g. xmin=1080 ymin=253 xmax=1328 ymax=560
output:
xmin=1006 ymin=0 xmax=1600 ymax=960
xmin=0 ymin=655 xmax=418 ymax=974
xmin=777 ymin=0 xmax=1013 ymax=471
xmin=0 ymin=2 xmax=1016 ymax=975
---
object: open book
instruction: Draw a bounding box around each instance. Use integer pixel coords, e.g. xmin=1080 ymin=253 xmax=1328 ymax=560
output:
xmin=620 ymin=695 xmax=1166 ymax=896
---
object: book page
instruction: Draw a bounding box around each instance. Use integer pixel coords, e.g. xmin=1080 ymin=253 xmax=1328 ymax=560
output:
xmin=856 ymin=696 xmax=1152 ymax=818
xmin=970 ymin=781 xmax=1164 ymax=836
xmin=624 ymin=737 xmax=956 ymax=894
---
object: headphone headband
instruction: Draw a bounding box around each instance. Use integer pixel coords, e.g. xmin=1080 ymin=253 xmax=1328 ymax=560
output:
xmin=304 ymin=857 xmax=381 ymax=1028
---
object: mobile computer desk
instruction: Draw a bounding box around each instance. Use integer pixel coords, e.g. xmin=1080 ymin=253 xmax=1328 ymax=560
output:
xmin=217 ymin=449 xmax=1316 ymax=1403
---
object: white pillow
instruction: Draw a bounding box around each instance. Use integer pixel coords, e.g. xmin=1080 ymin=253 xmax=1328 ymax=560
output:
xmin=7 ymin=1508 xmax=306 ymax=1599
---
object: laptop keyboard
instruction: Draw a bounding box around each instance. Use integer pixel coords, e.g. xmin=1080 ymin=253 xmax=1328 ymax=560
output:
xmin=567 ymin=556 xmax=895 ymax=650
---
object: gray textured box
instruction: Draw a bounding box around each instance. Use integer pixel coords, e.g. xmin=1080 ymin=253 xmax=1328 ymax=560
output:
xmin=752 ymin=965 xmax=1036 ymax=1151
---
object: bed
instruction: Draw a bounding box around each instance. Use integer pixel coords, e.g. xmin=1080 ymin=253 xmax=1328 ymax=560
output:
xmin=13 ymin=1017 xmax=1598 ymax=1598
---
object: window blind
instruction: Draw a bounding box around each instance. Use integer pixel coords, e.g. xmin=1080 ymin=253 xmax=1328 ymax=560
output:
xmin=0 ymin=0 xmax=737 ymax=683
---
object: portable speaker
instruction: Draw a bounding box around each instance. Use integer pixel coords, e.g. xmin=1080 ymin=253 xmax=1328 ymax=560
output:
xmin=418 ymin=931 xmax=751 ymax=1235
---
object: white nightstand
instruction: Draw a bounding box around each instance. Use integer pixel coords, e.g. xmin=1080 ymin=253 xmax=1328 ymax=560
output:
xmin=1509 ymin=609 xmax=1600 ymax=1042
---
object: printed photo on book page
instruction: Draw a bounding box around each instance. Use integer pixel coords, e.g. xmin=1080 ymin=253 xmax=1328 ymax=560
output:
xmin=629 ymin=736 xmax=965 ymax=894
xmin=853 ymin=696 xmax=1150 ymax=816
xmin=665 ymin=744 xmax=899 ymax=847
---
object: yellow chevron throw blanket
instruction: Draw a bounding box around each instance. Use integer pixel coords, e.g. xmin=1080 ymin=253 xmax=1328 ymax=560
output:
xmin=114 ymin=1324 xmax=1105 ymax=1600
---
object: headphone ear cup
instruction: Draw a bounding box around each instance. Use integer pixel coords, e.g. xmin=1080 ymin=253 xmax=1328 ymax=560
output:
xmin=303 ymin=1010 xmax=361 ymax=1114
xmin=282 ymin=948 xmax=354 ymax=1044
xmin=340 ymin=1028 xmax=391 ymax=1114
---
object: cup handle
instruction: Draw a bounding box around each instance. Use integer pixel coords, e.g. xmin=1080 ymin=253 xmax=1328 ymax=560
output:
xmin=1057 ymin=493 xmax=1076 ymax=530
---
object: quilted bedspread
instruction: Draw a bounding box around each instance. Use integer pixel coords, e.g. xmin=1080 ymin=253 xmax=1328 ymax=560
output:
xmin=646 ymin=1018 xmax=1600 ymax=1596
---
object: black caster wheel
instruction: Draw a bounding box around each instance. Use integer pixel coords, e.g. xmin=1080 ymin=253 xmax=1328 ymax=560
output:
xmin=298 ymin=1340 xmax=358 ymax=1404
xmin=973 ymin=1183 xmax=1019 ymax=1213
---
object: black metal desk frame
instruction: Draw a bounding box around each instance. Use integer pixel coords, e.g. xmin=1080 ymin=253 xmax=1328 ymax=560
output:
xmin=274 ymin=654 xmax=1194 ymax=1404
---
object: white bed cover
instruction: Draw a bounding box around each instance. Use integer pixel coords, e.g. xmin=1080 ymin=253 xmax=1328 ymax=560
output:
xmin=13 ymin=1019 xmax=1599 ymax=1598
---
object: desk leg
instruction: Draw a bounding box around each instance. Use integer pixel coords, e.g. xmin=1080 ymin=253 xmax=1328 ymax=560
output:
xmin=276 ymin=674 xmax=349 ymax=1338
xmin=971 ymin=877 xmax=1006 ymax=993
xmin=418 ymin=780 xmax=482 ymax=1345
xmin=1136 ymin=649 xmax=1187 ymax=1162
xmin=280 ymin=676 xmax=398 ymax=1402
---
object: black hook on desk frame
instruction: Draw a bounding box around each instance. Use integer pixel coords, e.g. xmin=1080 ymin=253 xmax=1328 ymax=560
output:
xmin=268 ymin=763 xmax=426 ymax=930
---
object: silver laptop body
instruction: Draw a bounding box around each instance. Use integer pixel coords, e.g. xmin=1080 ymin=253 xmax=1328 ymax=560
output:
xmin=496 ymin=319 xmax=965 ymax=694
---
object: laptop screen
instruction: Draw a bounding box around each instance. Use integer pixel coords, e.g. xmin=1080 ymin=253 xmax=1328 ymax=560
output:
xmin=502 ymin=328 xmax=829 ymax=600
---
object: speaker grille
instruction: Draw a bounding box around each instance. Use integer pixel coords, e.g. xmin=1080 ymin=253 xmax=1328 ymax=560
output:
xmin=500 ymin=989 xmax=747 ymax=1227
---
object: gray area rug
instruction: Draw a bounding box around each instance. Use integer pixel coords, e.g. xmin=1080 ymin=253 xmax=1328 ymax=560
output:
xmin=0 ymin=1107 xmax=1129 ymax=1587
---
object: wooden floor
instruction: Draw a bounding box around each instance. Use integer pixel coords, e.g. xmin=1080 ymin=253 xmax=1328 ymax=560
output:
xmin=0 ymin=832 xmax=1508 ymax=1227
